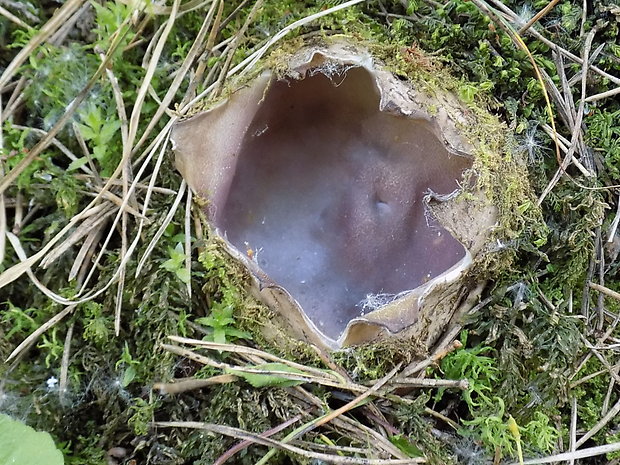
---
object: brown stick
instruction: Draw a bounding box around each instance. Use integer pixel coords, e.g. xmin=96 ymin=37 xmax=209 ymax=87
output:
xmin=213 ymin=415 xmax=302 ymax=465
xmin=589 ymin=282 xmax=620 ymax=302
xmin=518 ymin=0 xmax=562 ymax=34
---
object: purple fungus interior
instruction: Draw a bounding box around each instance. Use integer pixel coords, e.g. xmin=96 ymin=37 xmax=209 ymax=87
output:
xmin=216 ymin=66 xmax=472 ymax=340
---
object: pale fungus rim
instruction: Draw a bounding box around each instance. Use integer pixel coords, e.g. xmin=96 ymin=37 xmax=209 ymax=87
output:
xmin=172 ymin=39 xmax=500 ymax=350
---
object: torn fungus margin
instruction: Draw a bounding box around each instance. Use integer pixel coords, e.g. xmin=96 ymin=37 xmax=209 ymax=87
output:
xmin=172 ymin=41 xmax=497 ymax=350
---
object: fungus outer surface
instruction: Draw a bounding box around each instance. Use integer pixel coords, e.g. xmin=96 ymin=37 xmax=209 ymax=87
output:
xmin=210 ymin=66 xmax=472 ymax=340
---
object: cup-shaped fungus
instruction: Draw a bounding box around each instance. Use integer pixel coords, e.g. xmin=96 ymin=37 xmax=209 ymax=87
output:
xmin=172 ymin=41 xmax=498 ymax=350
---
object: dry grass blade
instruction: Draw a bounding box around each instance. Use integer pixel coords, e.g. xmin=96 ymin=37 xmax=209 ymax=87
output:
xmin=5 ymin=231 xmax=83 ymax=305
xmin=506 ymin=441 xmax=620 ymax=465
xmin=154 ymin=374 xmax=238 ymax=394
xmin=213 ymin=415 xmax=303 ymax=465
xmin=602 ymin=364 xmax=619 ymax=415
xmin=0 ymin=0 xmax=85 ymax=89
xmin=100 ymin=53 xmax=129 ymax=147
xmin=160 ymin=343 xmax=348 ymax=389
xmin=404 ymin=338 xmax=462 ymax=378
xmin=69 ymin=225 xmax=105 ymax=282
xmin=183 ymin=0 xmax=366 ymax=111
xmin=518 ymin=0 xmax=561 ymax=34
xmin=40 ymin=206 xmax=116 ymax=269
xmin=89 ymin=189 xmax=145 ymax=219
xmin=130 ymin=115 xmax=175 ymax=169
xmin=0 ymin=8 xmax=135 ymax=196
xmin=596 ymin=229 xmax=606 ymax=331
xmin=1 ymin=0 xmax=39 ymax=24
xmin=0 ymin=94 xmax=5 ymax=265
xmin=72 ymin=120 xmax=101 ymax=182
xmin=6 ymin=304 xmax=76 ymax=362
xmin=607 ymin=194 xmax=620 ymax=242
xmin=168 ymin=335 xmax=341 ymax=380
xmin=0 ymin=237 xmax=42 ymax=288
xmin=570 ymin=367 xmax=608 ymax=389
xmin=566 ymin=43 xmax=605 ymax=88
xmin=569 ymin=396 xmax=577 ymax=465
xmin=0 ymin=4 xmax=30 ymax=28
xmin=132 ymin=0 xmax=219 ymax=153
xmin=48 ymin=2 xmax=92 ymax=46
xmin=91 ymin=178 xmax=176 ymax=195
xmin=314 ymin=363 xmax=401 ymax=429
xmin=289 ymin=438 xmax=375 ymax=455
xmin=152 ymin=421 xmax=424 ymax=464
xmin=585 ymin=85 xmax=620 ymax=103
xmin=539 ymin=123 xmax=592 ymax=177
xmin=583 ymin=341 xmax=620 ymax=385
xmin=0 ymin=188 xmax=4 ymax=265
xmin=134 ymin=180 xmax=187 ymax=278
xmin=215 ymin=0 xmax=250 ymax=33
xmin=10 ymin=124 xmax=94 ymax=176
xmin=554 ymin=48 xmax=578 ymax=125
xmin=115 ymin=159 xmax=131 ymax=336
xmin=389 ymin=378 xmax=469 ymax=389
xmin=59 ymin=322 xmax=74 ymax=403
xmin=2 ymin=76 xmax=27 ymax=116
xmin=575 ymin=396 xmax=620 ymax=448
xmin=589 ymin=282 xmax=620 ymax=302
xmin=184 ymin=184 xmax=192 ymax=298
xmin=124 ymin=0 xmax=179 ymax=158
xmin=114 ymin=273 xmax=124 ymax=333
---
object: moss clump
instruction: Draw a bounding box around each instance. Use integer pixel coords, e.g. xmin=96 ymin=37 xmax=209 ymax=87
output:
xmin=393 ymin=393 xmax=459 ymax=464
xmin=3 ymin=0 xmax=619 ymax=463
xmin=332 ymin=336 xmax=426 ymax=381
xmin=197 ymin=235 xmax=326 ymax=366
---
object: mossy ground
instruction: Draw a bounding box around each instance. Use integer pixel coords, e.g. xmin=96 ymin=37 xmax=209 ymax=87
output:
xmin=1 ymin=0 xmax=620 ymax=464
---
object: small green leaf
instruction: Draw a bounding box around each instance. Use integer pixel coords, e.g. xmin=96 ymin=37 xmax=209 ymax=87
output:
xmin=226 ymin=363 xmax=308 ymax=388
xmin=0 ymin=414 xmax=64 ymax=465
xmin=213 ymin=327 xmax=227 ymax=344
xmin=122 ymin=365 xmax=137 ymax=387
xmin=84 ymin=105 xmax=102 ymax=132
xmin=67 ymin=157 xmax=89 ymax=172
xmin=175 ymin=267 xmax=191 ymax=284
xmin=93 ymin=145 xmax=107 ymax=163
xmin=390 ymin=435 xmax=424 ymax=458
xmin=459 ymin=83 xmax=478 ymax=104
xmin=222 ymin=327 xmax=252 ymax=340
xmin=76 ymin=122 xmax=96 ymax=140
xmin=99 ymin=120 xmax=121 ymax=144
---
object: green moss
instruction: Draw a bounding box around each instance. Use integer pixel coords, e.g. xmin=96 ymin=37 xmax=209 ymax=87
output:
xmin=175 ymin=31 xmax=552 ymax=460
xmin=433 ymin=332 xmax=561 ymax=458
xmin=332 ymin=336 xmax=426 ymax=381
xmin=197 ymin=234 xmax=326 ymax=365
xmin=393 ymin=393 xmax=458 ymax=464
xmin=176 ymin=384 xmax=305 ymax=465
xmin=572 ymin=357 xmax=617 ymax=439
xmin=3 ymin=1 xmax=620 ymax=463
